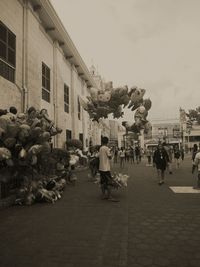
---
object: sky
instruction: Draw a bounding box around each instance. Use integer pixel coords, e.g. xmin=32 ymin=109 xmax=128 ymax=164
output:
xmin=51 ymin=0 xmax=200 ymax=121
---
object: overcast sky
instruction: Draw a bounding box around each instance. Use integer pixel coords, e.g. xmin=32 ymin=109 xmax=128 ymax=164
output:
xmin=51 ymin=0 xmax=200 ymax=121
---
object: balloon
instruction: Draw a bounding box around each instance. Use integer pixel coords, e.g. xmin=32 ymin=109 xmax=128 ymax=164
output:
xmin=143 ymin=99 xmax=152 ymax=111
xmin=0 ymin=147 xmax=12 ymax=160
xmin=138 ymin=106 xmax=146 ymax=113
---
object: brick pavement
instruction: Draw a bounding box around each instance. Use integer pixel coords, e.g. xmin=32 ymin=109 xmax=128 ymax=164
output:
xmin=0 ymin=156 xmax=200 ymax=267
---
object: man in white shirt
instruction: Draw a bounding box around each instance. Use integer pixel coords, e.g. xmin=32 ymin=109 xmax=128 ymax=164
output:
xmin=99 ymin=136 xmax=119 ymax=201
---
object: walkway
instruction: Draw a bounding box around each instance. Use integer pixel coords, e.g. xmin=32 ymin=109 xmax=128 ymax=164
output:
xmin=0 ymin=157 xmax=200 ymax=267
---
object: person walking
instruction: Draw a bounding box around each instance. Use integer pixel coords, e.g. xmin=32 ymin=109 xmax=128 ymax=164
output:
xmin=88 ymin=146 xmax=100 ymax=181
xmin=130 ymin=147 xmax=135 ymax=164
xmin=146 ymin=147 xmax=152 ymax=165
xmin=125 ymin=148 xmax=130 ymax=163
xmin=153 ymin=143 xmax=169 ymax=185
xmin=194 ymin=148 xmax=200 ymax=189
xmin=174 ymin=146 xmax=181 ymax=169
xmin=180 ymin=146 xmax=185 ymax=161
xmin=192 ymin=144 xmax=198 ymax=174
xmin=99 ymin=137 xmax=119 ymax=201
xmin=119 ymin=147 xmax=125 ymax=168
xmin=113 ymin=147 xmax=118 ymax=164
xmin=135 ymin=145 xmax=140 ymax=164
xmin=163 ymin=142 xmax=173 ymax=174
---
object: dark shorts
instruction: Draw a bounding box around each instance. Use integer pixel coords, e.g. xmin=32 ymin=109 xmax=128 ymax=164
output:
xmin=156 ymin=164 xmax=166 ymax=171
xmin=99 ymin=171 xmax=112 ymax=186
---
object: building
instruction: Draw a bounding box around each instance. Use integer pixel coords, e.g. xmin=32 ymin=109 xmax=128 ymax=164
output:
xmin=88 ymin=120 xmax=109 ymax=147
xmin=145 ymin=120 xmax=181 ymax=148
xmin=117 ymin=124 xmax=126 ymax=148
xmin=108 ymin=120 xmax=119 ymax=146
xmin=108 ymin=120 xmax=127 ymax=148
xmin=0 ymin=0 xmax=98 ymax=149
xmin=179 ymin=109 xmax=200 ymax=151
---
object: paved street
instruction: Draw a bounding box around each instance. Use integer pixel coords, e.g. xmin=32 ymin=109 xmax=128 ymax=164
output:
xmin=0 ymin=156 xmax=200 ymax=267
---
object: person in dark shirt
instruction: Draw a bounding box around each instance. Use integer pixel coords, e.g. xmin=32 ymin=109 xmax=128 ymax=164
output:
xmin=192 ymin=144 xmax=198 ymax=174
xmin=135 ymin=146 xmax=140 ymax=164
xmin=180 ymin=147 xmax=185 ymax=161
xmin=153 ymin=144 xmax=169 ymax=185
xmin=130 ymin=147 xmax=135 ymax=164
xmin=174 ymin=146 xmax=181 ymax=169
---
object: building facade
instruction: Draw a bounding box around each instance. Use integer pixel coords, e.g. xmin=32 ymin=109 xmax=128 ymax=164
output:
xmin=145 ymin=120 xmax=181 ymax=147
xmin=179 ymin=109 xmax=200 ymax=151
xmin=0 ymin=0 xmax=98 ymax=149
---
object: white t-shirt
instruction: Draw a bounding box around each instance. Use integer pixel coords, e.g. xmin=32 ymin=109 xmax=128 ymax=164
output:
xmin=119 ymin=150 xmax=125 ymax=158
xmin=99 ymin=145 xmax=111 ymax=171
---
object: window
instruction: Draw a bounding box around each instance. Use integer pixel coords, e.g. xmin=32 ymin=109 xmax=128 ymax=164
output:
xmin=78 ymin=96 xmax=81 ymax=120
xmin=189 ymin=136 xmax=200 ymax=142
xmin=42 ymin=62 xmax=50 ymax=102
xmin=66 ymin=129 xmax=72 ymax=142
xmin=64 ymin=84 xmax=69 ymax=113
xmin=85 ymin=138 xmax=88 ymax=147
xmin=79 ymin=133 xmax=83 ymax=144
xmin=0 ymin=21 xmax=16 ymax=83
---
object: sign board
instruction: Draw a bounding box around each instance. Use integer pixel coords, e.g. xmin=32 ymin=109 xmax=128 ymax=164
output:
xmin=173 ymin=128 xmax=181 ymax=138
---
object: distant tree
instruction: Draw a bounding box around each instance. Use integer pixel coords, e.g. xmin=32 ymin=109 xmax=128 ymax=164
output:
xmin=187 ymin=106 xmax=200 ymax=124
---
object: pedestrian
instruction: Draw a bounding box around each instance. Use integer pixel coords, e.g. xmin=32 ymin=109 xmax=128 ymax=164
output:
xmin=180 ymin=146 xmax=185 ymax=161
xmin=192 ymin=144 xmax=198 ymax=174
xmin=88 ymin=146 xmax=100 ymax=181
xmin=140 ymin=147 xmax=144 ymax=162
xmin=153 ymin=143 xmax=169 ymax=185
xmin=193 ymin=148 xmax=200 ymax=189
xmin=174 ymin=146 xmax=181 ymax=169
xmin=125 ymin=148 xmax=130 ymax=163
xmin=146 ymin=147 xmax=152 ymax=165
xmin=135 ymin=145 xmax=140 ymax=164
xmin=130 ymin=147 xmax=135 ymax=164
xmin=113 ymin=147 xmax=118 ymax=163
xmin=119 ymin=147 xmax=125 ymax=168
xmin=99 ymin=137 xmax=119 ymax=201
xmin=163 ymin=142 xmax=173 ymax=174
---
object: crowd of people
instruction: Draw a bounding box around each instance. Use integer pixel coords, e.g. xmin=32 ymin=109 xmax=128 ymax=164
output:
xmin=71 ymin=137 xmax=200 ymax=203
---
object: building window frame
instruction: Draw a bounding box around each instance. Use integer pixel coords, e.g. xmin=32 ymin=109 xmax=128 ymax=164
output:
xmin=42 ymin=62 xmax=50 ymax=103
xmin=79 ymin=133 xmax=83 ymax=145
xmin=66 ymin=129 xmax=72 ymax=142
xmin=0 ymin=21 xmax=16 ymax=83
xmin=64 ymin=83 xmax=69 ymax=113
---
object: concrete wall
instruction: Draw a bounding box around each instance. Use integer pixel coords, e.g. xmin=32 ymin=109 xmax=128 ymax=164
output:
xmin=0 ymin=0 xmax=23 ymax=111
xmin=56 ymin=45 xmax=72 ymax=148
xmin=0 ymin=0 xmax=92 ymax=149
xmin=27 ymin=7 xmax=54 ymax=115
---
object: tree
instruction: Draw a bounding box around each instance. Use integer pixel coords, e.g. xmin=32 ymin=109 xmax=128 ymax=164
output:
xmin=187 ymin=107 xmax=200 ymax=124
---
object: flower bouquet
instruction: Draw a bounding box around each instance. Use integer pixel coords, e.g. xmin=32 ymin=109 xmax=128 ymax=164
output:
xmin=109 ymin=173 xmax=129 ymax=189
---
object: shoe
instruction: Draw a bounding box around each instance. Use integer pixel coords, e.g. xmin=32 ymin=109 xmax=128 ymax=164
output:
xmin=193 ymin=186 xmax=200 ymax=190
xmin=169 ymin=171 xmax=172 ymax=174
xmin=101 ymin=195 xmax=108 ymax=200
xmin=107 ymin=197 xmax=120 ymax=202
xmin=158 ymin=181 xmax=163 ymax=185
